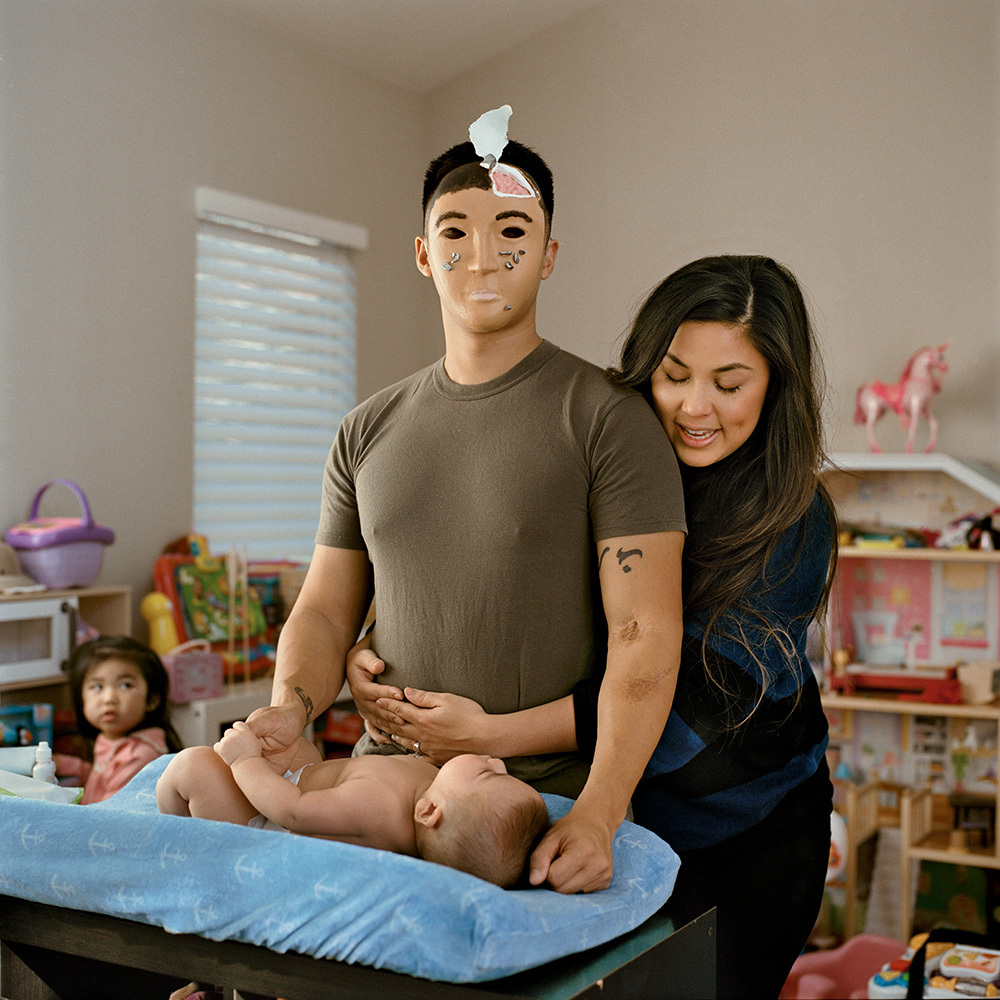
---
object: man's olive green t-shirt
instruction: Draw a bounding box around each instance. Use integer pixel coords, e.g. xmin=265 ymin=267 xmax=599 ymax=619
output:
xmin=317 ymin=340 xmax=685 ymax=796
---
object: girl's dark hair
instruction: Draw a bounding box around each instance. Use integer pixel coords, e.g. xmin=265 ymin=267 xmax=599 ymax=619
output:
xmin=68 ymin=635 xmax=183 ymax=751
xmin=611 ymin=255 xmax=837 ymax=711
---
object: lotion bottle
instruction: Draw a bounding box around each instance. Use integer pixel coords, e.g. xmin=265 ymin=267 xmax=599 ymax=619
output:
xmin=32 ymin=741 xmax=57 ymax=784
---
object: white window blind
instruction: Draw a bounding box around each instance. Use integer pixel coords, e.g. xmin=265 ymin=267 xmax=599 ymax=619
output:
xmin=194 ymin=193 xmax=364 ymax=561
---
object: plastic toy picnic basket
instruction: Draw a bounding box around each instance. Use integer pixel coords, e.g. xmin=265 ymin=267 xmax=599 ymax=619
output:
xmin=5 ymin=480 xmax=114 ymax=589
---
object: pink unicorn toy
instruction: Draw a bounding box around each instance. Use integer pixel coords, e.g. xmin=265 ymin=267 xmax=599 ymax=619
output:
xmin=854 ymin=344 xmax=948 ymax=453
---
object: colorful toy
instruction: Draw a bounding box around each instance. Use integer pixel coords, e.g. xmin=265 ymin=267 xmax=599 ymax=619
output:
xmin=934 ymin=509 xmax=1000 ymax=552
xmin=866 ymin=931 xmax=946 ymax=998
xmin=827 ymin=809 xmax=848 ymax=881
xmin=869 ymin=933 xmax=1000 ymax=999
xmin=162 ymin=640 xmax=224 ymax=704
xmin=854 ymin=344 xmax=948 ymax=454
xmin=0 ymin=704 xmax=53 ymax=748
xmin=781 ymin=933 xmax=908 ymax=999
xmin=831 ymin=663 xmax=963 ymax=703
xmin=152 ymin=539 xmax=274 ymax=681
xmin=140 ymin=592 xmax=180 ymax=657
xmin=4 ymin=480 xmax=114 ymax=589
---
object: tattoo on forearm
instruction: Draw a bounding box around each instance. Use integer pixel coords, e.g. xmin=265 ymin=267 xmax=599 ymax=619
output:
xmin=616 ymin=547 xmax=643 ymax=573
xmin=294 ymin=686 xmax=314 ymax=723
xmin=598 ymin=546 xmax=611 ymax=570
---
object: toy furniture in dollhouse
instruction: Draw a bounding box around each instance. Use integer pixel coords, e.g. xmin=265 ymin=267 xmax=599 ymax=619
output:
xmin=837 ymin=778 xmax=881 ymax=939
xmin=950 ymin=791 xmax=996 ymax=848
xmin=821 ymin=453 xmax=1000 ymax=941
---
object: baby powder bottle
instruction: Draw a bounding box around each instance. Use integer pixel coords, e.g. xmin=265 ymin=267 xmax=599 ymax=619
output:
xmin=32 ymin=741 xmax=57 ymax=783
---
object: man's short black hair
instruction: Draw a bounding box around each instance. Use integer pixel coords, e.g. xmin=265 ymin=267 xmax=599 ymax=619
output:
xmin=422 ymin=140 xmax=554 ymax=234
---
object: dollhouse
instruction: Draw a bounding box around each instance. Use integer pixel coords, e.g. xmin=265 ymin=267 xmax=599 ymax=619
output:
xmin=820 ymin=453 xmax=1000 ymax=941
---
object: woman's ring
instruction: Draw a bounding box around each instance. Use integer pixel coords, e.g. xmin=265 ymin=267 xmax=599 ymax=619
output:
xmin=413 ymin=741 xmax=421 ymax=756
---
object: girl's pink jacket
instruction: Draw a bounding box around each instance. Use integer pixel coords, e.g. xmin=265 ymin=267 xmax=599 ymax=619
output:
xmin=54 ymin=728 xmax=168 ymax=803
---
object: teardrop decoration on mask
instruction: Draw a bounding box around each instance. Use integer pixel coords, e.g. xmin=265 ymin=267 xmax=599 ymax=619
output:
xmin=504 ymin=305 xmax=512 ymax=311
xmin=442 ymin=252 xmax=460 ymax=271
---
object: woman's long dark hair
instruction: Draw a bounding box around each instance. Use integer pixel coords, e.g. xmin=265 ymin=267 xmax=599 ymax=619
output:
xmin=68 ymin=635 xmax=184 ymax=751
xmin=611 ymin=255 xmax=837 ymax=712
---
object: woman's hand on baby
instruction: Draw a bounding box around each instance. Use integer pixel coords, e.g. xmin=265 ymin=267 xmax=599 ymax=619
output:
xmin=346 ymin=642 xmax=404 ymax=735
xmin=363 ymin=718 xmax=394 ymax=745
xmin=374 ymin=687 xmax=487 ymax=765
xmin=215 ymin=721 xmax=263 ymax=767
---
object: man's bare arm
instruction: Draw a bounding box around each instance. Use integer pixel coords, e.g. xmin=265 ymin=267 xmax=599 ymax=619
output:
xmin=530 ymin=529 xmax=684 ymax=892
xmin=246 ymin=544 xmax=373 ymax=770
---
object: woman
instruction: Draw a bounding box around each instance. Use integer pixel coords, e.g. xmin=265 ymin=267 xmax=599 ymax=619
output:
xmin=349 ymin=255 xmax=837 ymax=998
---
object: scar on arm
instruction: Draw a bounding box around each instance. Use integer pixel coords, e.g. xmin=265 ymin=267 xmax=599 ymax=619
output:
xmin=608 ymin=619 xmax=673 ymax=700
xmin=616 ymin=619 xmax=641 ymax=642
xmin=618 ymin=671 xmax=669 ymax=701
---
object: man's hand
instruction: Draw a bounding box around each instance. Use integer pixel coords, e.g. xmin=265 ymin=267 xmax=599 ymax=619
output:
xmin=346 ymin=643 xmax=404 ymax=734
xmin=245 ymin=705 xmax=307 ymax=774
xmin=214 ymin=721 xmax=263 ymax=768
xmin=528 ymin=803 xmax=617 ymax=894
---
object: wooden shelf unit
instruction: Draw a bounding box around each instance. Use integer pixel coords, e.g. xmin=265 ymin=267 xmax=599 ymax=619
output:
xmin=820 ymin=453 xmax=1000 ymax=940
xmin=824 ymin=694 xmax=1000 ymax=937
xmin=0 ymin=585 xmax=131 ymax=710
xmin=840 ymin=546 xmax=1000 ymax=563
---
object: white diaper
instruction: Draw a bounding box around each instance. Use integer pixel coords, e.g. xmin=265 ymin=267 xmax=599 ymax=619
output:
xmin=247 ymin=764 xmax=309 ymax=832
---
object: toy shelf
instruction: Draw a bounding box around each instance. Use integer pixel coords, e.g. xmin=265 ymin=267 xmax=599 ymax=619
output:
xmin=0 ymin=585 xmax=131 ymax=704
xmin=823 ymin=452 xmax=1000 ymax=537
xmin=823 ymin=695 xmax=1000 ymax=847
xmin=839 ymin=547 xmax=1000 ymax=563
xmin=823 ymin=693 xmax=1000 ymax=722
xmin=826 ymin=452 xmax=1000 ymax=502
xmin=824 ymin=694 xmax=1000 ymax=939
xmin=820 ymin=453 xmax=1000 ymax=940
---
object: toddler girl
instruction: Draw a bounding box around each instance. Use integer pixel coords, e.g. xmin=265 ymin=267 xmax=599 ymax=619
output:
xmin=55 ymin=635 xmax=183 ymax=803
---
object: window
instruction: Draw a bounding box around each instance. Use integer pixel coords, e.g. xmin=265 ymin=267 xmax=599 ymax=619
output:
xmin=194 ymin=189 xmax=367 ymax=561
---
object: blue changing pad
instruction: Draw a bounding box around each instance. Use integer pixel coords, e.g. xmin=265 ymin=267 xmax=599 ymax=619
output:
xmin=0 ymin=755 xmax=680 ymax=983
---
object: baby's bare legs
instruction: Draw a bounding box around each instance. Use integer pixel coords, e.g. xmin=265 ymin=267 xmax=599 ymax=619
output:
xmin=156 ymin=746 xmax=258 ymax=825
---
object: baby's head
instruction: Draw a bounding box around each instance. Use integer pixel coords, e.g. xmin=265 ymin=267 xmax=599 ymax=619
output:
xmin=414 ymin=755 xmax=549 ymax=888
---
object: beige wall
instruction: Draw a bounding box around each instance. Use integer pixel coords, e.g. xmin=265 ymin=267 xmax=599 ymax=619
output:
xmin=3 ymin=0 xmax=998 ymax=631
xmin=426 ymin=0 xmax=1000 ymax=461
xmin=0 ymin=0 xmax=440 ymax=622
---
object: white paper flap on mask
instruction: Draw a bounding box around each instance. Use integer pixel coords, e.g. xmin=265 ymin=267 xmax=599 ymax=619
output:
xmin=469 ymin=105 xmax=512 ymax=169
xmin=468 ymin=105 xmax=537 ymax=200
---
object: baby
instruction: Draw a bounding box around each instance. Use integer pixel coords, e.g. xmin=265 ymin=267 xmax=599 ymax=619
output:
xmin=157 ymin=722 xmax=549 ymax=888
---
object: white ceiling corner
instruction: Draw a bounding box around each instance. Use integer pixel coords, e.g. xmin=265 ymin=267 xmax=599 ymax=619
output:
xmin=209 ymin=0 xmax=605 ymax=94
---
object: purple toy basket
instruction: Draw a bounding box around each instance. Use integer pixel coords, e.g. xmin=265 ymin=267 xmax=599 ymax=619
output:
xmin=5 ymin=480 xmax=115 ymax=589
